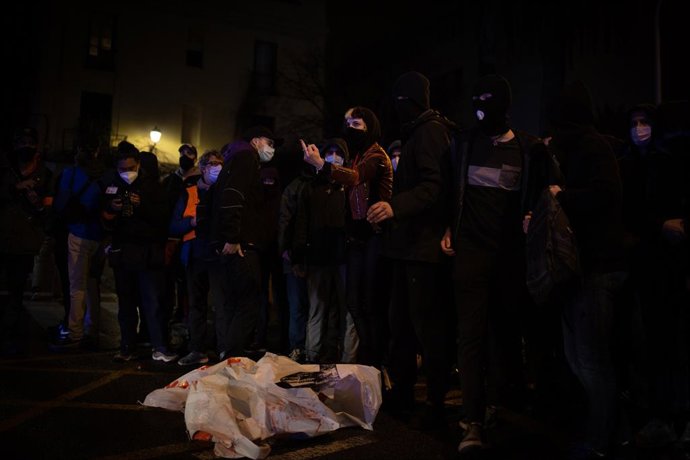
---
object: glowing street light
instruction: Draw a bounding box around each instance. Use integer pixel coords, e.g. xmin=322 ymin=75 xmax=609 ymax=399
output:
xmin=149 ymin=126 xmax=161 ymax=152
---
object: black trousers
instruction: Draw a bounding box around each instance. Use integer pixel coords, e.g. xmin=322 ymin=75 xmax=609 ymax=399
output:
xmin=388 ymin=259 xmax=454 ymax=406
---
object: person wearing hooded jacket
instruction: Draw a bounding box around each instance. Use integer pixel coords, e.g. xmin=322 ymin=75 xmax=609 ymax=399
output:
xmin=209 ymin=125 xmax=280 ymax=359
xmin=440 ymin=74 xmax=552 ymax=453
xmin=302 ymin=108 xmax=393 ymax=367
xmin=294 ymin=138 xmax=354 ymax=363
xmin=367 ymin=70 xmax=457 ymax=429
xmin=546 ymin=80 xmax=629 ymax=460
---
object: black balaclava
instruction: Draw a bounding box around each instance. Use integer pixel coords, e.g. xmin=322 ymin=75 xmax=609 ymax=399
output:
xmin=551 ymin=80 xmax=595 ymax=129
xmin=392 ymin=71 xmax=431 ymax=125
xmin=472 ymin=74 xmax=512 ymax=136
xmin=344 ymin=106 xmax=381 ymax=154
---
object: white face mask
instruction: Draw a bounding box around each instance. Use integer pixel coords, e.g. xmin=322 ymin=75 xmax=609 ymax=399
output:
xmin=631 ymin=125 xmax=652 ymax=146
xmin=325 ymin=154 xmax=344 ymax=166
xmin=119 ymin=171 xmax=138 ymax=184
xmin=258 ymin=144 xmax=275 ymax=163
xmin=205 ymin=165 xmax=222 ymax=184
xmin=391 ymin=156 xmax=400 ymax=171
xmin=475 ymin=110 xmax=485 ymax=121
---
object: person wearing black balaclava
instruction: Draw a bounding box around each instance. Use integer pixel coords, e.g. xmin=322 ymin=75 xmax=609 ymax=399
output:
xmin=302 ymin=106 xmax=393 ymax=367
xmin=367 ymin=70 xmax=457 ymax=430
xmin=546 ymin=80 xmax=629 ymax=460
xmin=439 ymin=74 xmax=551 ymax=453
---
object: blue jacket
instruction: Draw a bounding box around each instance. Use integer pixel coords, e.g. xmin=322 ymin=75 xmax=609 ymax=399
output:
xmin=54 ymin=166 xmax=103 ymax=241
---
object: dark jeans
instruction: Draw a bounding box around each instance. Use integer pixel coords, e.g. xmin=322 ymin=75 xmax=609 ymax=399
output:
xmin=186 ymin=258 xmax=211 ymax=352
xmin=389 ymin=260 xmax=453 ymax=407
xmin=562 ymin=270 xmax=628 ymax=454
xmin=285 ymin=271 xmax=308 ymax=351
xmin=210 ymin=250 xmax=261 ymax=356
xmin=113 ymin=266 xmax=166 ymax=352
xmin=346 ymin=234 xmax=386 ymax=366
xmin=454 ymin=244 xmax=527 ymax=423
xmin=256 ymin=245 xmax=288 ymax=351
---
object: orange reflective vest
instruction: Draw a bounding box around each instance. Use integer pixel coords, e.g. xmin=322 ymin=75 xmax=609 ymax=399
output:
xmin=182 ymin=185 xmax=199 ymax=242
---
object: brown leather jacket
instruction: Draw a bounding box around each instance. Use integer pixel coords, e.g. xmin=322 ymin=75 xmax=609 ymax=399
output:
xmin=326 ymin=143 xmax=393 ymax=220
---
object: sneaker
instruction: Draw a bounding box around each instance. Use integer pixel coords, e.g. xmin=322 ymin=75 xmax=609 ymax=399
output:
xmin=152 ymin=348 xmax=178 ymax=363
xmin=458 ymin=423 xmax=484 ymax=454
xmin=288 ymin=348 xmax=304 ymax=362
xmin=636 ymin=418 xmax=677 ymax=448
xmin=49 ymin=336 xmax=82 ymax=352
xmin=113 ymin=350 xmax=138 ymax=362
xmin=178 ymin=351 xmax=209 ymax=366
xmin=459 ymin=405 xmax=498 ymax=431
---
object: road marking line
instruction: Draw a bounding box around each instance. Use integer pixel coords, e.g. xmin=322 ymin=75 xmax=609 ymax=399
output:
xmin=0 ymin=399 xmax=147 ymax=411
xmin=95 ymin=442 xmax=208 ymax=459
xmin=267 ymin=434 xmax=376 ymax=460
xmin=0 ymin=369 xmax=128 ymax=432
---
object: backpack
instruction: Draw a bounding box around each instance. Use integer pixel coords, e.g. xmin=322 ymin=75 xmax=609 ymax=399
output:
xmin=525 ymin=187 xmax=581 ymax=305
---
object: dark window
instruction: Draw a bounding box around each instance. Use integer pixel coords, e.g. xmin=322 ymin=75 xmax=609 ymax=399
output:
xmin=254 ymin=41 xmax=277 ymax=95
xmin=78 ymin=91 xmax=112 ymax=149
xmin=85 ymin=15 xmax=115 ymax=71
xmin=181 ymin=105 xmax=201 ymax=145
xmin=186 ymin=27 xmax=204 ymax=69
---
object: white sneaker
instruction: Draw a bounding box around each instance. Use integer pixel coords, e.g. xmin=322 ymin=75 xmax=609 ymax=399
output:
xmin=152 ymin=349 xmax=178 ymax=363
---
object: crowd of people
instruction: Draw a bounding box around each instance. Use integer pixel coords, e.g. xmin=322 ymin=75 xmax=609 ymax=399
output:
xmin=1 ymin=70 xmax=688 ymax=459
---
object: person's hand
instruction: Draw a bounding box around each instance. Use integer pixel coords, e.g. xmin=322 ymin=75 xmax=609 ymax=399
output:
xmin=523 ymin=212 xmax=532 ymax=234
xmin=222 ymin=242 xmax=244 ymax=257
xmin=440 ymin=227 xmax=455 ymax=256
xmin=15 ymin=178 xmax=37 ymax=191
xmin=300 ymin=139 xmax=325 ymax=170
xmin=129 ymin=192 xmax=141 ymax=206
xmin=282 ymin=250 xmax=291 ymax=263
xmin=662 ymin=218 xmax=686 ymax=243
xmin=292 ymin=264 xmax=306 ymax=278
xmin=190 ymin=216 xmax=197 ymax=227
xmin=367 ymin=201 xmax=394 ymax=224
xmin=110 ymin=198 xmax=123 ymax=211
xmin=549 ymin=185 xmax=562 ymax=197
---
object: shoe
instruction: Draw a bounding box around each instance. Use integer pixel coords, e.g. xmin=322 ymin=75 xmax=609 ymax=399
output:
xmin=113 ymin=350 xmax=138 ymax=362
xmin=458 ymin=423 xmax=484 ymax=454
xmin=288 ymin=348 xmax=304 ymax=362
xmin=636 ymin=418 xmax=677 ymax=448
xmin=49 ymin=336 xmax=81 ymax=352
xmin=152 ymin=348 xmax=178 ymax=363
xmin=178 ymin=351 xmax=209 ymax=366
xmin=219 ymin=351 xmax=228 ymax=361
xmin=459 ymin=405 xmax=498 ymax=431
xmin=565 ymin=443 xmax=606 ymax=460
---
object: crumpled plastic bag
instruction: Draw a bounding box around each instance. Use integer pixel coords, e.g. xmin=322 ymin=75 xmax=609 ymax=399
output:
xmin=142 ymin=353 xmax=381 ymax=459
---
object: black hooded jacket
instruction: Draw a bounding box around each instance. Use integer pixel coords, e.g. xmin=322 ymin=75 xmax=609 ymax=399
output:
xmin=383 ymin=109 xmax=456 ymax=263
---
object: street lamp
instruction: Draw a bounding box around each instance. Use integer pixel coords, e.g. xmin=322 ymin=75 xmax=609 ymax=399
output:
xmin=149 ymin=126 xmax=161 ymax=152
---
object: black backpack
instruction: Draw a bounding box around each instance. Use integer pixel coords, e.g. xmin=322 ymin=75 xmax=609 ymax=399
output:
xmin=525 ymin=186 xmax=581 ymax=305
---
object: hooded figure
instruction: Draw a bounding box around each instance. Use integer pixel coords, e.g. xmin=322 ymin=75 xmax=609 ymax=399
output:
xmin=472 ymin=74 xmax=512 ymax=136
xmin=322 ymin=138 xmax=350 ymax=167
xmin=627 ymin=103 xmax=656 ymax=148
xmin=392 ymin=71 xmax=431 ymax=126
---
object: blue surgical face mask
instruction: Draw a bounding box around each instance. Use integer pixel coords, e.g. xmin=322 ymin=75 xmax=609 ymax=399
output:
xmin=206 ymin=165 xmax=222 ymax=184
xmin=119 ymin=170 xmax=138 ymax=184
xmin=631 ymin=125 xmax=652 ymax=146
xmin=391 ymin=155 xmax=400 ymax=171
xmin=258 ymin=144 xmax=275 ymax=163
xmin=325 ymin=153 xmax=344 ymax=166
